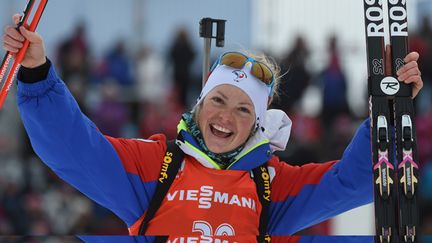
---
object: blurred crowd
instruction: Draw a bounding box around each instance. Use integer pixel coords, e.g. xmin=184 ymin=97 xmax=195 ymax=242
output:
xmin=0 ymin=16 xmax=432 ymax=239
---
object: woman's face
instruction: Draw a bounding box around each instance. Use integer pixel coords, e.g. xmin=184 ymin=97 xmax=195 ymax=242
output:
xmin=197 ymin=84 xmax=256 ymax=154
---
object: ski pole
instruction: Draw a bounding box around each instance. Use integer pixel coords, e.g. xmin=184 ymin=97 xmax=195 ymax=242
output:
xmin=199 ymin=18 xmax=226 ymax=87
xmin=0 ymin=0 xmax=36 ymax=92
xmin=0 ymin=0 xmax=49 ymax=110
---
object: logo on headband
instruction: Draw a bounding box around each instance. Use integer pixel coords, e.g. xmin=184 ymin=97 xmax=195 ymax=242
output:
xmin=232 ymin=70 xmax=247 ymax=82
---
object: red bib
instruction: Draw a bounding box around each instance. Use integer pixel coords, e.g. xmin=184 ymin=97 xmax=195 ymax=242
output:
xmin=146 ymin=156 xmax=261 ymax=240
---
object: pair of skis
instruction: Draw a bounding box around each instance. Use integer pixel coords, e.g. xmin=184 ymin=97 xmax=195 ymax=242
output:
xmin=0 ymin=0 xmax=48 ymax=110
xmin=363 ymin=0 xmax=419 ymax=242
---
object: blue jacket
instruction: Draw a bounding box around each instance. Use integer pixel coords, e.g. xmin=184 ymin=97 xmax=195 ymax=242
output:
xmin=17 ymin=63 xmax=374 ymax=242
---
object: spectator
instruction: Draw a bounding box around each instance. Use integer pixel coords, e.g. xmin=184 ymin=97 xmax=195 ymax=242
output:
xmin=274 ymin=35 xmax=311 ymax=114
xmin=168 ymin=27 xmax=196 ymax=109
xmin=135 ymin=47 xmax=168 ymax=105
xmin=90 ymin=81 xmax=129 ymax=137
xmin=56 ymin=22 xmax=90 ymax=83
xmin=56 ymin=22 xmax=91 ymax=114
xmin=96 ymin=40 xmax=134 ymax=86
xmin=318 ymin=35 xmax=350 ymax=129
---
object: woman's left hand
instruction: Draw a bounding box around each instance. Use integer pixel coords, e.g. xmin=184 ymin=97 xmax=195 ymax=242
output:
xmin=396 ymin=51 xmax=423 ymax=98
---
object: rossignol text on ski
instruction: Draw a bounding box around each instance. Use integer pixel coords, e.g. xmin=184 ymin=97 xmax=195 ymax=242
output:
xmin=363 ymin=0 xmax=419 ymax=242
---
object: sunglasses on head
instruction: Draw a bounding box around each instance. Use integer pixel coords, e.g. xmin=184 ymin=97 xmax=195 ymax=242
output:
xmin=210 ymin=52 xmax=275 ymax=89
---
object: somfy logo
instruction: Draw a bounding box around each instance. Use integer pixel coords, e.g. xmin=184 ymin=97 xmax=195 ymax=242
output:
xmin=380 ymin=77 xmax=400 ymax=95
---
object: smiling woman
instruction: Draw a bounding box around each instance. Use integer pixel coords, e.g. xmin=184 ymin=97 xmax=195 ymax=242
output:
xmin=197 ymin=85 xmax=256 ymax=154
xmin=2 ymin=11 xmax=425 ymax=242
xmin=176 ymin=51 xmax=285 ymax=170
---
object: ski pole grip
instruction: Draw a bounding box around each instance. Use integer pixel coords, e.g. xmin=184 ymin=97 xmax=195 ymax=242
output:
xmin=0 ymin=0 xmax=48 ymax=110
xmin=199 ymin=17 xmax=226 ymax=86
xmin=199 ymin=18 xmax=226 ymax=46
xmin=199 ymin=18 xmax=213 ymax=38
xmin=215 ymin=19 xmax=225 ymax=47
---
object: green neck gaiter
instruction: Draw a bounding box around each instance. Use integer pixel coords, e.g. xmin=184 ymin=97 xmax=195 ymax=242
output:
xmin=181 ymin=111 xmax=245 ymax=169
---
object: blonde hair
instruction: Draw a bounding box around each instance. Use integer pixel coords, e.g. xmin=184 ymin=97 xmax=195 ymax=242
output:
xmin=243 ymin=51 xmax=282 ymax=104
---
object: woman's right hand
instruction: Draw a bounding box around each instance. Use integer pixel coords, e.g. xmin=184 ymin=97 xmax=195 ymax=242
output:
xmin=2 ymin=14 xmax=46 ymax=68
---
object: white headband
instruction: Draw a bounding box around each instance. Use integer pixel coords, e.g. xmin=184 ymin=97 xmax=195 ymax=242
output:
xmin=196 ymin=63 xmax=271 ymax=129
